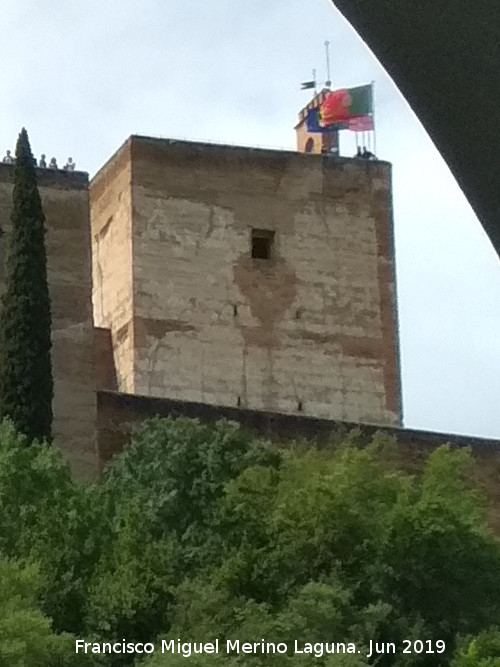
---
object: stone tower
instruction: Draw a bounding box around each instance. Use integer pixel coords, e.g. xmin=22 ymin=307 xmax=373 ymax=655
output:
xmin=295 ymin=89 xmax=340 ymax=155
xmin=0 ymin=165 xmax=97 ymax=478
xmin=91 ymin=135 xmax=402 ymax=427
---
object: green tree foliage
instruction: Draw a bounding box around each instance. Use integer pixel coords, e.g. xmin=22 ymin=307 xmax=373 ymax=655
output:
xmin=0 ymin=558 xmax=61 ymax=666
xmin=0 ymin=557 xmax=97 ymax=667
xmin=1 ymin=416 xmax=500 ymax=667
xmin=0 ymin=128 xmax=53 ymax=441
xmin=0 ymin=420 xmax=104 ymax=633
xmin=85 ymin=417 xmax=280 ymax=654
xmin=152 ymin=440 xmax=500 ymax=667
xmin=451 ymin=629 xmax=500 ymax=666
xmin=103 ymin=416 xmax=280 ymax=540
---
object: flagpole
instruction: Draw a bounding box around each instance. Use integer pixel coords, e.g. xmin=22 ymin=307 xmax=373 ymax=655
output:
xmin=324 ymin=40 xmax=337 ymax=153
xmin=313 ymin=69 xmax=317 ymax=95
xmin=324 ymin=41 xmax=331 ymax=88
xmin=371 ymin=80 xmax=377 ymax=157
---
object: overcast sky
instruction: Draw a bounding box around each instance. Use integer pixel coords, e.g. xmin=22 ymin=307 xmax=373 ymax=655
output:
xmin=2 ymin=0 xmax=499 ymax=440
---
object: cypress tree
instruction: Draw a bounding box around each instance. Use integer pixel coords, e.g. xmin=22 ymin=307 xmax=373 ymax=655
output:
xmin=0 ymin=128 xmax=53 ymax=441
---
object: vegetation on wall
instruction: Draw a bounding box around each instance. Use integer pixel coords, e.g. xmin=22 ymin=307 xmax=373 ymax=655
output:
xmin=1 ymin=416 xmax=500 ymax=666
xmin=0 ymin=128 xmax=53 ymax=441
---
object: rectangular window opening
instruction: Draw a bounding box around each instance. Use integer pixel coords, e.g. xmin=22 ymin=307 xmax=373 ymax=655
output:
xmin=251 ymin=228 xmax=275 ymax=260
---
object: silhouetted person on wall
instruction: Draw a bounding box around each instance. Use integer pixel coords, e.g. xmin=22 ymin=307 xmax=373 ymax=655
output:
xmin=63 ymin=157 xmax=75 ymax=171
xmin=354 ymin=146 xmax=363 ymax=158
xmin=39 ymin=154 xmax=47 ymax=168
xmin=2 ymin=150 xmax=14 ymax=164
xmin=48 ymin=157 xmax=58 ymax=170
xmin=361 ymin=146 xmax=375 ymax=160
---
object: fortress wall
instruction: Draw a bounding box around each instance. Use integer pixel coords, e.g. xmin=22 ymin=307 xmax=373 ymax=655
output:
xmin=90 ymin=141 xmax=135 ymax=393
xmin=128 ymin=138 xmax=401 ymax=425
xmin=96 ymin=389 xmax=500 ymax=534
xmin=0 ymin=164 xmax=97 ymax=478
xmin=94 ymin=327 xmax=118 ymax=391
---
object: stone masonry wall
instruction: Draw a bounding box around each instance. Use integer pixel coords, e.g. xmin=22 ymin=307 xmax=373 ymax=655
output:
xmin=94 ymin=327 xmax=118 ymax=392
xmin=96 ymin=390 xmax=500 ymax=534
xmin=128 ymin=137 xmax=402 ymax=425
xmin=90 ymin=142 xmax=135 ymax=393
xmin=0 ymin=164 xmax=97 ymax=478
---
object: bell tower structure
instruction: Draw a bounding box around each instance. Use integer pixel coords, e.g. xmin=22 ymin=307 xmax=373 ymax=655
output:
xmin=295 ymin=89 xmax=340 ymax=155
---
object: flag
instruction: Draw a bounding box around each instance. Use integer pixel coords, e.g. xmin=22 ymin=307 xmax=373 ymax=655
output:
xmin=347 ymin=115 xmax=374 ymax=132
xmin=306 ymin=108 xmax=344 ymax=133
xmin=300 ymin=80 xmax=316 ymax=90
xmin=320 ymin=84 xmax=373 ymax=127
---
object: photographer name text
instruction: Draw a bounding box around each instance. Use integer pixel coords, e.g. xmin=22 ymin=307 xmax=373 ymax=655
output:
xmin=75 ymin=638 xmax=446 ymax=658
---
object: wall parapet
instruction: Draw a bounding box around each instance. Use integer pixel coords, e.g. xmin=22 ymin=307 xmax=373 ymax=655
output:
xmin=97 ymin=389 xmax=500 ymax=466
xmin=0 ymin=162 xmax=88 ymax=190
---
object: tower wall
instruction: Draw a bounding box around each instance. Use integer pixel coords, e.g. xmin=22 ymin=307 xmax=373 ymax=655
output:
xmin=295 ymin=89 xmax=339 ymax=155
xmin=100 ymin=137 xmax=401 ymax=426
xmin=296 ymin=121 xmax=338 ymax=155
xmin=90 ymin=143 xmax=135 ymax=394
xmin=0 ymin=165 xmax=97 ymax=477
